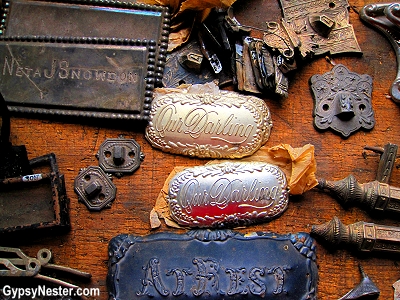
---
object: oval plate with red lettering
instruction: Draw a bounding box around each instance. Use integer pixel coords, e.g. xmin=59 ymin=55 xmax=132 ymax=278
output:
xmin=168 ymin=161 xmax=289 ymax=227
xmin=145 ymin=91 xmax=272 ymax=158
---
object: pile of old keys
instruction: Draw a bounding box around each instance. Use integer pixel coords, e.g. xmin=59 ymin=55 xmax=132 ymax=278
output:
xmin=0 ymin=247 xmax=91 ymax=289
xmin=360 ymin=3 xmax=400 ymax=104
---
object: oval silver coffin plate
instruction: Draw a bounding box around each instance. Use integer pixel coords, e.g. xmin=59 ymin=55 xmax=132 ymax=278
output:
xmin=145 ymin=91 xmax=272 ymax=158
xmin=168 ymin=162 xmax=289 ymax=227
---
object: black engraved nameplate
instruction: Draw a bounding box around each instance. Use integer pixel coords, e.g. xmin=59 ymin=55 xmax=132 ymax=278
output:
xmin=107 ymin=230 xmax=318 ymax=299
xmin=0 ymin=37 xmax=155 ymax=119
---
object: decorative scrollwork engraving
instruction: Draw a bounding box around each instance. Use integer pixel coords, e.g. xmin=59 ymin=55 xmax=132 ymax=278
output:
xmin=167 ymin=162 xmax=289 ymax=227
xmin=145 ymin=91 xmax=272 ymax=158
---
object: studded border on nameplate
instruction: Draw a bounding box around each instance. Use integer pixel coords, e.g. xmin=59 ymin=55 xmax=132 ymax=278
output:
xmin=0 ymin=36 xmax=157 ymax=120
xmin=0 ymin=0 xmax=170 ymax=86
xmin=107 ymin=230 xmax=318 ymax=300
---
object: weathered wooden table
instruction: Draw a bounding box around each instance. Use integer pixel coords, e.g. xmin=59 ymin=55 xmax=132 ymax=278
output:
xmin=2 ymin=0 xmax=400 ymax=298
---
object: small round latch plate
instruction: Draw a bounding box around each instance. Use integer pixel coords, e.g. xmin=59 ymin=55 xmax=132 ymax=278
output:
xmin=74 ymin=166 xmax=116 ymax=211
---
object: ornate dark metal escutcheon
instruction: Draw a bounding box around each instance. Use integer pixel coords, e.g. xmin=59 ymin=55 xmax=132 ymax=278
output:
xmin=310 ymin=64 xmax=374 ymax=137
xmin=74 ymin=166 xmax=116 ymax=211
xmin=167 ymin=162 xmax=289 ymax=227
xmin=97 ymin=137 xmax=144 ymax=178
xmin=107 ymin=230 xmax=318 ymax=299
xmin=278 ymin=0 xmax=361 ymax=57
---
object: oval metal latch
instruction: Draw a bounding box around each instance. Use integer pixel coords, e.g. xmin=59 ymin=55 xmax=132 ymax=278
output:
xmin=74 ymin=166 xmax=116 ymax=211
xmin=167 ymin=161 xmax=289 ymax=227
xmin=145 ymin=91 xmax=273 ymax=158
xmin=97 ymin=137 xmax=144 ymax=178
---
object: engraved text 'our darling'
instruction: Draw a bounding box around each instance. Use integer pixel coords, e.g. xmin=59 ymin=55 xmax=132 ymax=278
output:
xmin=153 ymin=104 xmax=255 ymax=144
xmin=178 ymin=178 xmax=280 ymax=213
xmin=2 ymin=56 xmax=139 ymax=84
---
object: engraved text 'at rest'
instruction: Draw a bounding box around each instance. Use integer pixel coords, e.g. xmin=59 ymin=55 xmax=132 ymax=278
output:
xmin=178 ymin=178 xmax=280 ymax=213
xmin=137 ymin=257 xmax=291 ymax=297
xmin=2 ymin=56 xmax=139 ymax=84
xmin=153 ymin=104 xmax=255 ymax=143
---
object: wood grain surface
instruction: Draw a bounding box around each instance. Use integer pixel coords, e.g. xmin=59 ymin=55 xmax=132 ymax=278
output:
xmin=2 ymin=0 xmax=400 ymax=298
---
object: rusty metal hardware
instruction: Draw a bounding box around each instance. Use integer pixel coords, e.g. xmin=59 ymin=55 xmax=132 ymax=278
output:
xmin=163 ymin=40 xmax=217 ymax=88
xmin=364 ymin=143 xmax=399 ymax=183
xmin=0 ymin=153 xmax=69 ymax=234
xmin=311 ymin=216 xmax=400 ymax=254
xmin=310 ymin=64 xmax=375 ymax=137
xmin=318 ymin=174 xmax=400 ymax=215
xmin=262 ymin=20 xmax=299 ymax=61
xmin=360 ymin=3 xmax=400 ymax=103
xmin=278 ymin=0 xmax=362 ymax=58
xmin=0 ymin=247 xmax=91 ymax=289
xmin=318 ymin=143 xmax=400 ymax=216
xmin=179 ymin=52 xmax=203 ymax=72
xmin=97 ymin=136 xmax=144 ymax=178
xmin=338 ymin=264 xmax=380 ymax=299
xmin=1 ymin=0 xmax=170 ymax=86
xmin=108 ymin=230 xmax=317 ymax=299
xmin=0 ymin=92 xmax=31 ymax=179
xmin=167 ymin=162 xmax=289 ymax=227
xmin=145 ymin=89 xmax=273 ymax=158
xmin=74 ymin=166 xmax=116 ymax=211
xmin=242 ymin=37 xmax=262 ymax=94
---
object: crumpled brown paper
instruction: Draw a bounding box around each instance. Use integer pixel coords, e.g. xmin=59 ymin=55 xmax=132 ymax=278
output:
xmin=150 ymin=144 xmax=318 ymax=228
xmin=141 ymin=0 xmax=238 ymax=51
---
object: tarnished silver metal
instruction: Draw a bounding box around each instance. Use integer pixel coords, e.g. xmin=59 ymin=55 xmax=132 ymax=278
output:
xmin=74 ymin=166 xmax=116 ymax=211
xmin=145 ymin=90 xmax=272 ymax=158
xmin=167 ymin=161 xmax=289 ymax=227
xmin=0 ymin=247 xmax=91 ymax=289
xmin=360 ymin=3 xmax=400 ymax=103
xmin=310 ymin=64 xmax=375 ymax=137
xmin=97 ymin=136 xmax=144 ymax=178
xmin=312 ymin=216 xmax=400 ymax=254
xmin=338 ymin=265 xmax=380 ymax=300
xmin=278 ymin=0 xmax=362 ymax=58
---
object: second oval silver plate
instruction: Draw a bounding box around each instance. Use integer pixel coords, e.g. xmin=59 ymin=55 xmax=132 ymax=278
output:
xmin=167 ymin=161 xmax=289 ymax=227
xmin=145 ymin=91 xmax=273 ymax=158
